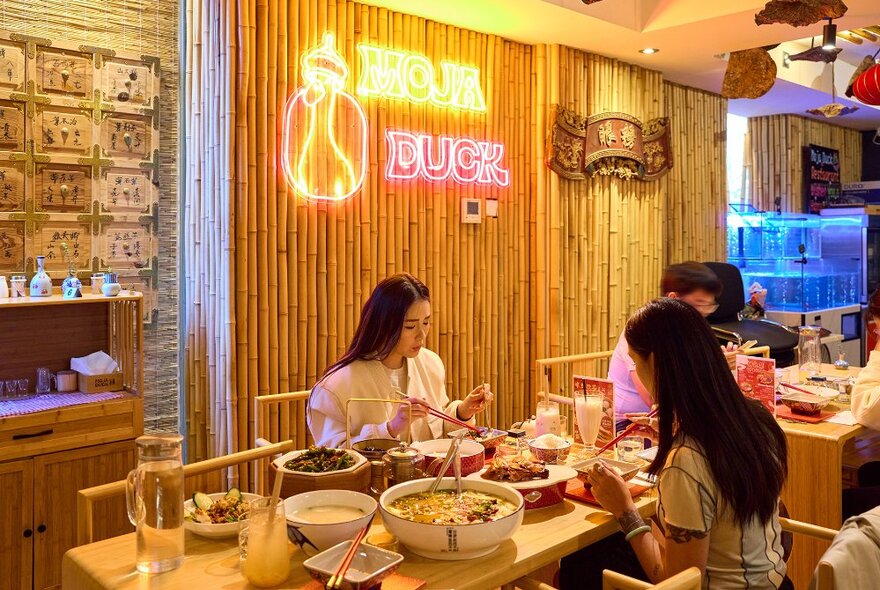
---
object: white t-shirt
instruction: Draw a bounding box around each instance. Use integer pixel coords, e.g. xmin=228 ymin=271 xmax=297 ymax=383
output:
xmin=658 ymin=441 xmax=786 ymax=590
xmin=608 ymin=333 xmax=649 ymax=422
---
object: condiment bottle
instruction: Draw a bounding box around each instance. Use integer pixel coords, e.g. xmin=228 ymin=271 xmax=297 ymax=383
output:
xmin=368 ymin=460 xmax=385 ymax=500
xmin=507 ymin=428 xmax=527 ymax=457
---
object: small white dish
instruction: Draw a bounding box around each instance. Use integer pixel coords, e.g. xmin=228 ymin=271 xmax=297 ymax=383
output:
xmin=183 ymin=492 xmax=262 ymax=539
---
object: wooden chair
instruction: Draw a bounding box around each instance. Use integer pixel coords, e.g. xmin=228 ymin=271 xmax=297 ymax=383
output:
xmin=253 ymin=390 xmax=310 ymax=492
xmin=75 ymin=439 xmax=295 ymax=545
xmin=513 ymin=567 xmax=701 ymax=590
xmin=780 ymin=517 xmax=837 ymax=590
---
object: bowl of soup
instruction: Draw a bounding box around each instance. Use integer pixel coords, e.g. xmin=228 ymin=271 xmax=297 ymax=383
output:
xmin=284 ymin=490 xmax=377 ymax=554
xmin=379 ymin=477 xmax=524 ymax=560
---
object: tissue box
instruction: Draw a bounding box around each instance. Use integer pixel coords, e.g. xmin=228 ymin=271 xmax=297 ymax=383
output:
xmin=78 ymin=371 xmax=123 ymax=393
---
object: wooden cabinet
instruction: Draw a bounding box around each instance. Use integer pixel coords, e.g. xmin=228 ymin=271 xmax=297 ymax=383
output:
xmin=0 ymin=460 xmax=33 ymax=590
xmin=0 ymin=294 xmax=144 ymax=590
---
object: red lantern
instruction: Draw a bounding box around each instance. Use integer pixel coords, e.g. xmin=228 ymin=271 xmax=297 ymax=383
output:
xmin=853 ymin=63 xmax=880 ymax=106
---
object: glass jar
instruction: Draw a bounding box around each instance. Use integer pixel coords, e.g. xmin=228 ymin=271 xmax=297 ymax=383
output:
xmin=798 ymin=325 xmax=822 ymax=376
xmin=125 ymin=434 xmax=185 ymax=573
xmin=382 ymin=445 xmax=424 ymax=487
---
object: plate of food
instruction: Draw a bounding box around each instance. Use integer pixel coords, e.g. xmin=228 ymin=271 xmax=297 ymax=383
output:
xmin=184 ymin=488 xmax=262 ymax=539
xmin=468 ymin=456 xmax=577 ymax=509
xmin=273 ymin=446 xmax=367 ymax=476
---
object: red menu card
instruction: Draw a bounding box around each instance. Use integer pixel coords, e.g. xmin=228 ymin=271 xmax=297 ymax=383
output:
xmin=735 ymin=354 xmax=776 ymax=415
xmin=573 ymin=375 xmax=615 ymax=447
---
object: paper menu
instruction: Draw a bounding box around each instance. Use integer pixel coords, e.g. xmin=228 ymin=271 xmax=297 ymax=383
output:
xmin=736 ymin=354 xmax=776 ymax=415
xmin=573 ymin=375 xmax=615 ymax=447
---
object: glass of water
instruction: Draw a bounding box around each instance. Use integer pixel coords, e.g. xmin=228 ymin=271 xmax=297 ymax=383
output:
xmin=617 ymin=436 xmax=644 ymax=463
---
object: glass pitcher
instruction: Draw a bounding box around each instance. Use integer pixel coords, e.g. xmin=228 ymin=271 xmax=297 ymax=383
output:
xmin=798 ymin=325 xmax=822 ymax=376
xmin=126 ymin=433 xmax=185 ymax=573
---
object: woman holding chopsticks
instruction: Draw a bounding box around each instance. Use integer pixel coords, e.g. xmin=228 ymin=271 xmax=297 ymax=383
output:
xmin=561 ymin=298 xmax=791 ymax=590
xmin=308 ymin=273 xmax=492 ymax=447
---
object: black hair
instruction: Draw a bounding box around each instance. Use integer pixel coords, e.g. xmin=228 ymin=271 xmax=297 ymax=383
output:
xmin=321 ymin=273 xmax=429 ymax=379
xmin=625 ymin=298 xmax=787 ymax=526
xmin=661 ymin=262 xmax=722 ymax=297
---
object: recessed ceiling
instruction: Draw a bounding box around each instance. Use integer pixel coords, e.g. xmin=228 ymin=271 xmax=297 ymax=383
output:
xmin=359 ymin=0 xmax=880 ymax=130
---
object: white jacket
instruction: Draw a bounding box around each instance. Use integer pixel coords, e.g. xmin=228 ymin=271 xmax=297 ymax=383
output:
xmin=809 ymin=507 xmax=880 ymax=590
xmin=851 ymin=351 xmax=880 ymax=431
xmin=307 ymin=348 xmax=471 ymax=447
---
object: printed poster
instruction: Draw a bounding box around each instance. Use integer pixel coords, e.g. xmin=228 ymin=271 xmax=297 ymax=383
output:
xmin=736 ymin=355 xmax=776 ymax=415
xmin=573 ymin=375 xmax=615 ymax=449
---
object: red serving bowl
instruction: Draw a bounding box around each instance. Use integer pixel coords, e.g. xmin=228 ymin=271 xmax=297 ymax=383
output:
xmin=468 ymin=464 xmax=577 ymax=510
xmin=413 ymin=438 xmax=486 ymax=477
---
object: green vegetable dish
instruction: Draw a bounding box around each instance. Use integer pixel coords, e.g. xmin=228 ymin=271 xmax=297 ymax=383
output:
xmin=283 ymin=446 xmax=355 ymax=473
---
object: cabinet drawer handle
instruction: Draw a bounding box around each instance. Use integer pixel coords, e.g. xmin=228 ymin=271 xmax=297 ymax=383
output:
xmin=23 ymin=529 xmax=32 ymax=538
xmin=37 ymin=524 xmax=46 ymax=533
xmin=12 ymin=429 xmax=53 ymax=440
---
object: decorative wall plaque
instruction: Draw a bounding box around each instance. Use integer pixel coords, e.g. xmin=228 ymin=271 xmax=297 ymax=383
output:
xmin=547 ymin=108 xmax=673 ymax=182
xmin=0 ymin=32 xmax=160 ymax=323
xmin=642 ymin=117 xmax=673 ymax=181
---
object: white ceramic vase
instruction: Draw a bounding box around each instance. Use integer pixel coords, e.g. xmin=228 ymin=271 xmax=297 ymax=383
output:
xmin=102 ymin=273 xmax=121 ymax=297
xmin=30 ymin=256 xmax=52 ymax=297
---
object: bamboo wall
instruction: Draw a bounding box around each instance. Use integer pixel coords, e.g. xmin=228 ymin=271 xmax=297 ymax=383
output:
xmin=663 ymin=82 xmax=728 ymax=264
xmin=747 ymin=114 xmax=863 ymax=212
xmin=184 ymin=0 xmax=729 ymax=475
xmin=2 ymin=0 xmax=179 ymax=432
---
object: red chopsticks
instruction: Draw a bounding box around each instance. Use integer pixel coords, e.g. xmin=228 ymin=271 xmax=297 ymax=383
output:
xmin=424 ymin=405 xmax=482 ymax=433
xmin=779 ymin=382 xmax=823 ymax=397
xmin=326 ymin=513 xmax=375 ymax=589
xmin=592 ymin=408 xmax=659 ymax=457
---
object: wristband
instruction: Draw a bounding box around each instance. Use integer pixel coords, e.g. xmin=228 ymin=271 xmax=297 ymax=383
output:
xmin=617 ymin=509 xmax=646 ymax=535
xmin=625 ymin=525 xmax=652 ymax=542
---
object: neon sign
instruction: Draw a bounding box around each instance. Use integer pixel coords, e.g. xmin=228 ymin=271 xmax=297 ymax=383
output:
xmin=281 ymin=32 xmax=368 ymax=201
xmin=357 ymin=44 xmax=486 ymax=113
xmin=385 ymin=130 xmax=509 ymax=187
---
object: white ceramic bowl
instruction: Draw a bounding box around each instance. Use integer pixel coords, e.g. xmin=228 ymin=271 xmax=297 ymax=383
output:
xmin=411 ymin=438 xmax=486 ymax=476
xmin=283 ymin=490 xmax=377 ymax=554
xmin=183 ymin=492 xmax=262 ymax=539
xmin=273 ymin=447 xmax=366 ymax=476
xmin=379 ymin=477 xmax=524 ymax=560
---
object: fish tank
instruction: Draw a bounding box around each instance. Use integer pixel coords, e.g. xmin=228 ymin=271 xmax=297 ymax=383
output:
xmin=727 ymin=208 xmax=865 ymax=311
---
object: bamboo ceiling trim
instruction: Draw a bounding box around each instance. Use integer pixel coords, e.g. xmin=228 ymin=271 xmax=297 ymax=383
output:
xmin=746 ymin=114 xmax=862 ymax=212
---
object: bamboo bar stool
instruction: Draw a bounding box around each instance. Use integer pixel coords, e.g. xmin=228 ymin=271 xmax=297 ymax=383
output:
xmin=75 ymin=439 xmax=296 ymax=546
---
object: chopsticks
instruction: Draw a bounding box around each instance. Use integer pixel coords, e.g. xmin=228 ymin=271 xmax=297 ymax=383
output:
xmin=780 ymin=382 xmax=822 ymax=397
xmin=592 ymin=408 xmax=659 ymax=457
xmin=326 ymin=513 xmax=376 ymax=590
xmin=390 ymin=390 xmax=481 ymax=433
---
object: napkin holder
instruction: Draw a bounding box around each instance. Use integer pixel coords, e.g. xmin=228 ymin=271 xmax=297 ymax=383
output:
xmin=78 ymin=371 xmax=123 ymax=393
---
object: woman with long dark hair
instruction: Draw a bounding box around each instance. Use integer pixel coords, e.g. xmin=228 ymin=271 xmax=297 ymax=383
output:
xmin=561 ymin=298 xmax=789 ymax=589
xmin=308 ymin=273 xmax=491 ymax=447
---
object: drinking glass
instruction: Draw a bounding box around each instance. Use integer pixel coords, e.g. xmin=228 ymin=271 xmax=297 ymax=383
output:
xmin=616 ymin=436 xmax=644 ymax=463
xmin=2 ymin=380 xmax=16 ymax=400
xmin=575 ymin=394 xmax=603 ymax=452
xmin=798 ymin=325 xmax=822 ymax=376
xmin=16 ymin=379 xmax=29 ymax=396
xmin=36 ymin=368 xmax=55 ymax=394
xmin=239 ymin=497 xmax=291 ymax=587
xmin=535 ymin=401 xmax=561 ymax=437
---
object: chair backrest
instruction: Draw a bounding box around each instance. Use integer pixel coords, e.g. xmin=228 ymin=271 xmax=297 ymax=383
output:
xmin=704 ymin=262 xmax=746 ymax=324
xmin=76 ymin=439 xmax=295 ymax=546
xmin=780 ymin=516 xmax=838 ymax=590
xmin=254 ymin=390 xmax=310 ymax=492
xmin=602 ymin=567 xmax=701 ymax=590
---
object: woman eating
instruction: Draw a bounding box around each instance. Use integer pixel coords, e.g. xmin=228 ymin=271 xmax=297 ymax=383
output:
xmin=561 ymin=298 xmax=789 ymax=589
xmin=308 ymin=273 xmax=492 ymax=447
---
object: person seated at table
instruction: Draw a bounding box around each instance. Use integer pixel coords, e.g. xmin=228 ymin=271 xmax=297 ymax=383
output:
xmin=844 ymin=286 xmax=880 ymax=518
xmin=562 ymin=298 xmax=790 ymax=590
xmin=308 ymin=273 xmax=492 ymax=447
xmin=609 ymin=262 xmax=736 ymax=432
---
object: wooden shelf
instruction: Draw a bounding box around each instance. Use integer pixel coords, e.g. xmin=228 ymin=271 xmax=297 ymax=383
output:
xmin=0 ymin=291 xmax=142 ymax=309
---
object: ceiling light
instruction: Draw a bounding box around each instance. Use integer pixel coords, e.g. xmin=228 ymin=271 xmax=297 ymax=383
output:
xmin=822 ymin=20 xmax=837 ymax=51
xmin=639 ymin=48 xmax=659 ymax=55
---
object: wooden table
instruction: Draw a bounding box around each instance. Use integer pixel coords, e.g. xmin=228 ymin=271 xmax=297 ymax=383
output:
xmin=62 ymin=495 xmax=657 ymax=590
xmin=778 ymin=363 xmax=863 ymax=589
